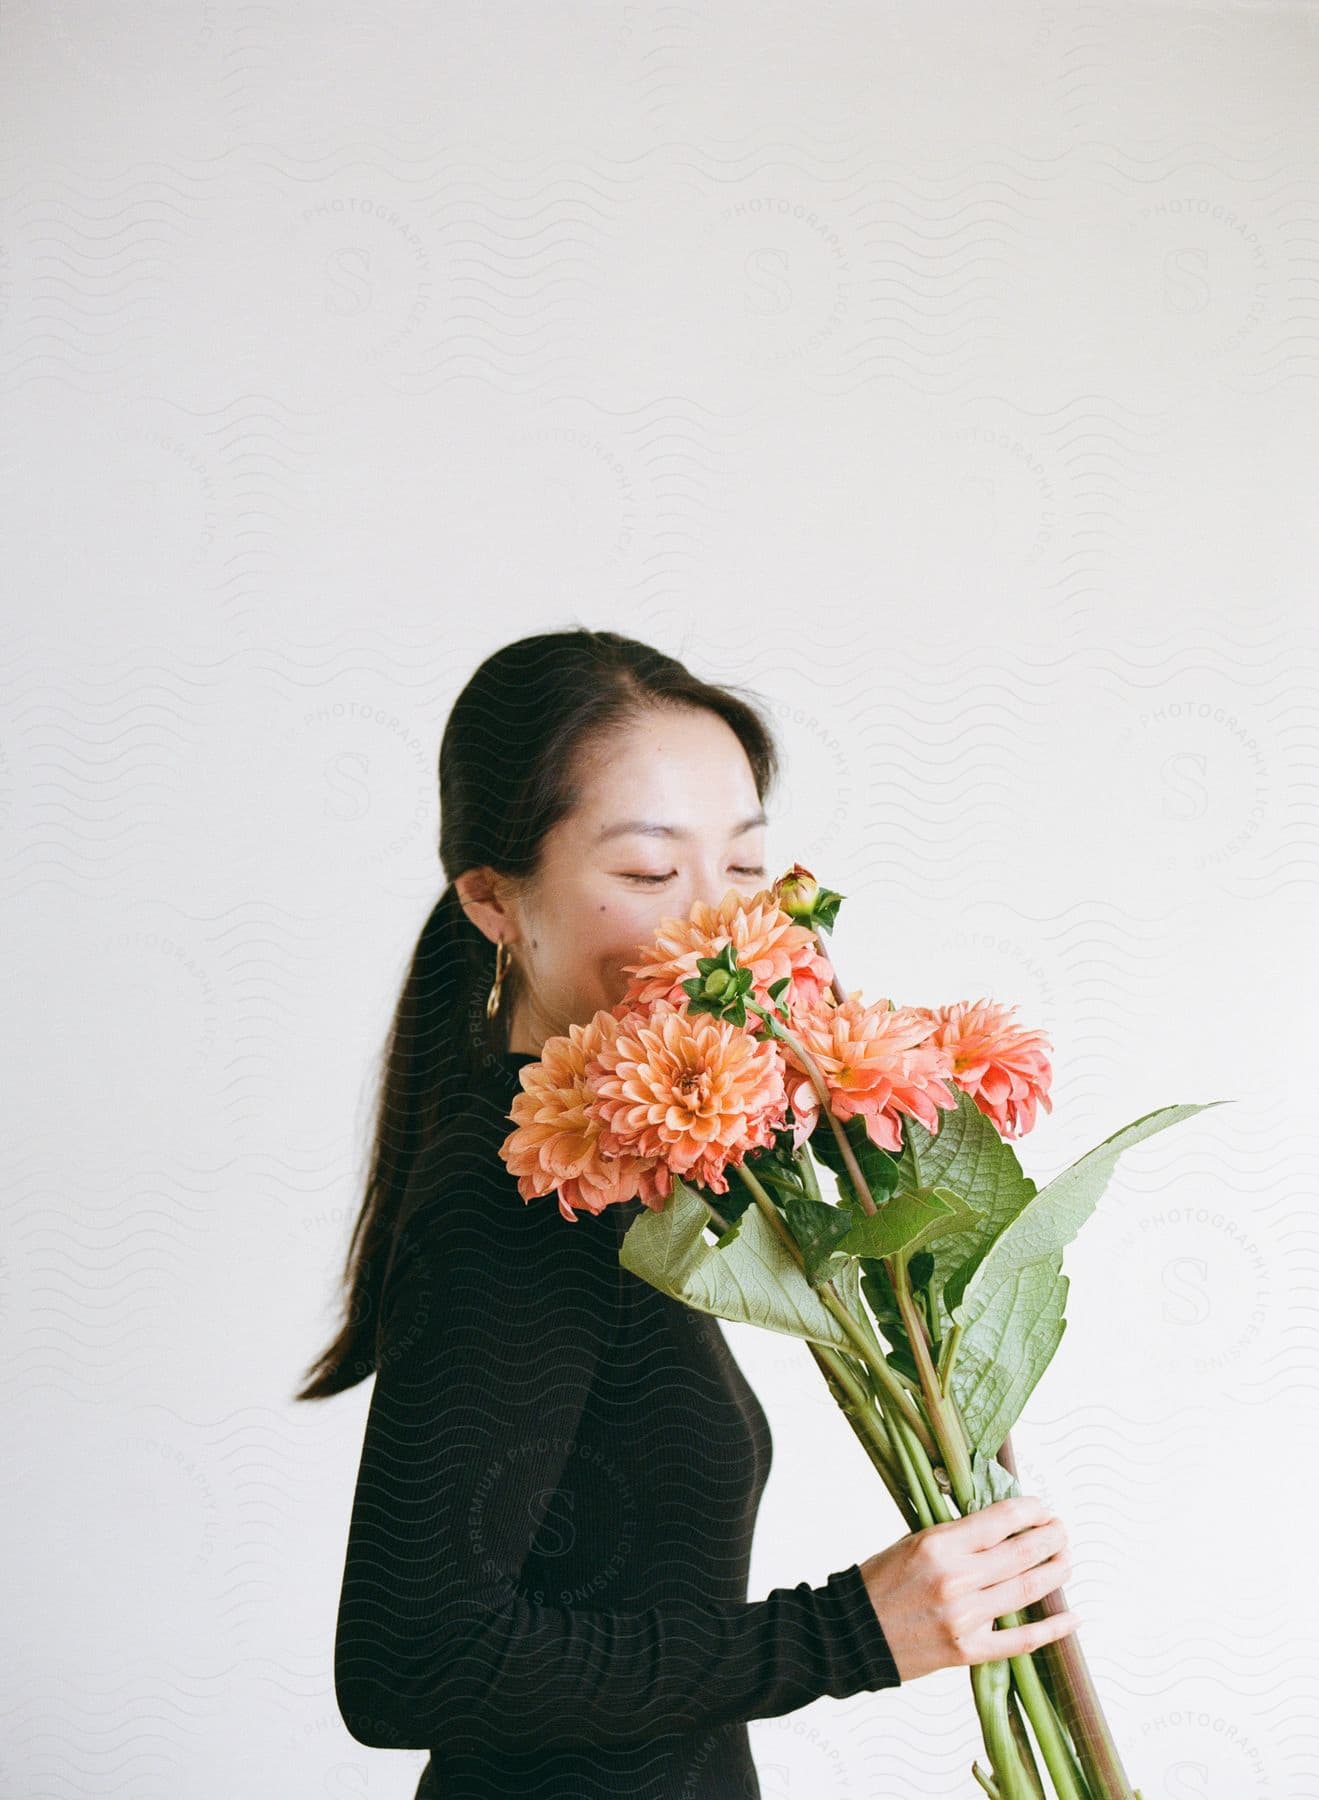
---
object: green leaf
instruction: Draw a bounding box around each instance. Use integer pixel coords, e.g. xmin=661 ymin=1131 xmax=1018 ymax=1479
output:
xmin=857 ymin=1258 xmax=922 ymax=1386
xmin=942 ymin=1245 xmax=982 ymax=1320
xmin=808 ymin=885 xmax=845 ymax=930
xmin=809 ymin=1113 xmax=901 ymax=1208
xmin=908 ymin=1249 xmax=935 ymax=1291
xmin=833 ymin=1186 xmax=950 ymax=1258
xmin=834 ymin=1184 xmax=984 ymax=1260
xmin=682 ymin=942 xmax=756 ymax=1025
xmin=949 ymin=1100 xmax=1231 ymax=1458
xmin=743 ymin=1155 xmax=804 ymax=1207
xmin=860 ymin=1258 xmax=903 ymax=1336
xmin=890 ymin=1087 xmax=1042 ymax=1346
xmin=948 ymin=1271 xmax=1070 ymax=1466
xmin=618 ymin=1177 xmax=854 ymax=1350
xmin=694 ymin=1174 xmax=756 ymax=1226
xmin=969 ymin=1446 xmax=1021 ymax=1510
xmin=782 ymin=1192 xmax=855 ymax=1285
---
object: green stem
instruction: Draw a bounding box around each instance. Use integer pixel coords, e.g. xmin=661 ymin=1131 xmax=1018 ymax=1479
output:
xmin=746 ymin=1002 xmax=879 ymax=1216
xmin=882 ymin=1399 xmax=937 ymax=1529
xmin=937 ymin=1318 xmax=964 ymax=1393
xmin=1007 ymin=1687 xmax=1047 ymax=1798
xmin=882 ymin=1235 xmax=1091 ymax=1797
xmin=971 ymin=1656 xmax=1036 ymax=1800
xmin=808 ymin=1342 xmax=918 ymax=1528
xmin=809 ymin=947 xmax=1134 ymax=1797
xmin=776 ymin=1145 xmax=922 ymax=1394
xmin=890 ymin=1400 xmax=946 ymax=1527
xmin=1030 ymin=1643 xmax=1092 ymax=1800
xmin=796 ymin=1145 xmax=824 ymax=1205
xmin=1006 ymin=1643 xmax=1092 ymax=1800
xmin=875 ymin=1384 xmax=1055 ymax=1799
xmin=735 ymin=1163 xmax=940 ymax=1465
xmin=692 ymin=1178 xmax=917 ymax=1523
xmin=877 ymin=1409 xmax=1038 ymax=1800
xmin=886 ymin=1251 xmax=976 ymax=1506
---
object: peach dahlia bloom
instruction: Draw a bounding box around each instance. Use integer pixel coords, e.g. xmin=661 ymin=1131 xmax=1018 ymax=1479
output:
xmin=619 ymin=886 xmax=835 ymax=1016
xmin=587 ymin=998 xmax=789 ymax=1196
xmin=912 ymin=998 xmax=1053 ymax=1139
xmin=787 ymin=991 xmax=960 ymax=1153
xmin=499 ymin=1013 xmax=672 ymax=1222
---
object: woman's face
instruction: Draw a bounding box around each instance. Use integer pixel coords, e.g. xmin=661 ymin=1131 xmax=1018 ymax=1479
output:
xmin=504 ymin=708 xmax=771 ymax=1054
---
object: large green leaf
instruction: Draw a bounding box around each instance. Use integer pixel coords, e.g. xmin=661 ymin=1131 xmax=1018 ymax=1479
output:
xmin=618 ymin=1177 xmax=854 ymax=1350
xmin=949 ymin=1100 xmax=1230 ymax=1457
xmin=893 ymin=1087 xmax=1041 ymax=1343
xmin=947 ymin=1264 xmax=1071 ymax=1464
xmin=834 ymin=1184 xmax=985 ymax=1261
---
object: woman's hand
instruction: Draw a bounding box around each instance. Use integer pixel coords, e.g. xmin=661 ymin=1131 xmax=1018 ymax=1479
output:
xmin=858 ymin=1494 xmax=1079 ymax=1682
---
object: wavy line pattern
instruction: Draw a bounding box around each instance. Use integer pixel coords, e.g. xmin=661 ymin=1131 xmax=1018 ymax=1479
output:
xmin=3 ymin=7 xmax=1317 ymax=1798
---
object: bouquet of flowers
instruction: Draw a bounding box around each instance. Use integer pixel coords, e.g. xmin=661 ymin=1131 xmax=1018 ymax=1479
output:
xmin=496 ymin=864 xmax=1223 ymax=1799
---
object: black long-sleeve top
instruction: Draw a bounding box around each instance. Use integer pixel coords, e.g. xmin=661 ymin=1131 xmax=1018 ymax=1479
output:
xmin=334 ymin=1048 xmax=901 ymax=1798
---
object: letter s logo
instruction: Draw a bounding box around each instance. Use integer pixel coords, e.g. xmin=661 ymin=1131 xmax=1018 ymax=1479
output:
xmin=323 ymin=751 xmax=371 ymax=822
xmin=325 ymin=246 xmax=373 ymax=317
xmin=325 ymin=1763 xmax=369 ymax=1796
xmin=528 ymin=1487 xmax=577 ymax=1558
xmin=1162 ymin=1257 xmax=1211 ymax=1327
xmin=1163 ymin=247 xmax=1211 ymax=316
xmin=1160 ymin=750 xmax=1209 ymax=822
xmin=1166 ymin=1760 xmax=1212 ymax=1797
xmin=743 ymin=248 xmax=792 ymax=317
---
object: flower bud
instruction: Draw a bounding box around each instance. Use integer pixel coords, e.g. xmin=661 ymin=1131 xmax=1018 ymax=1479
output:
xmin=774 ymin=862 xmax=819 ymax=920
xmin=704 ymin=968 xmax=731 ymax=997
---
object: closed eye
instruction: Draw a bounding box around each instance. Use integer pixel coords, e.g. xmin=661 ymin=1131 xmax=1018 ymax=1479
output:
xmin=624 ymin=867 xmax=766 ymax=886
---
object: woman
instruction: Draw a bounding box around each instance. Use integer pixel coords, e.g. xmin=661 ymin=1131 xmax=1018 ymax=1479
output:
xmin=297 ymin=629 xmax=1077 ymax=1799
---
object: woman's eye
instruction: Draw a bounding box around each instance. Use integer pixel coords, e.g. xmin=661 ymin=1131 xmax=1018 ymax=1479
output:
xmin=623 ymin=867 xmax=766 ymax=887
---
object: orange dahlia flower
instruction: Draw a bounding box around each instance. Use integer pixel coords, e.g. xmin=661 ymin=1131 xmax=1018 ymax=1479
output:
xmin=912 ymin=998 xmax=1053 ymax=1139
xmin=787 ymin=990 xmax=960 ymax=1153
xmin=499 ymin=1013 xmax=672 ymax=1222
xmin=586 ymin=998 xmax=789 ymax=1196
xmin=618 ymin=885 xmax=835 ymax=1016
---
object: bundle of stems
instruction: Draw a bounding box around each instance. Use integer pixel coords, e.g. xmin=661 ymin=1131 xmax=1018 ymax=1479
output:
xmin=721 ymin=954 xmax=1143 ymax=1800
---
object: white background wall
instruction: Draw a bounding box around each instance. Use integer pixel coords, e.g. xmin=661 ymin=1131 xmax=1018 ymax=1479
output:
xmin=3 ymin=4 xmax=1317 ymax=1796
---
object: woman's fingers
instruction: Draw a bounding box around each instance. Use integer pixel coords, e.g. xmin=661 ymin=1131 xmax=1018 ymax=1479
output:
xmin=968 ymin=1606 xmax=1082 ymax=1667
xmin=974 ymin=1518 xmax=1070 ymax=1592
xmin=982 ymin=1545 xmax=1073 ymax=1618
xmin=947 ymin=1494 xmax=1053 ymax=1552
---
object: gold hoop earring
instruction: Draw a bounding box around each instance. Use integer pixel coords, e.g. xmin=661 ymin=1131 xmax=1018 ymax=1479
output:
xmin=486 ymin=940 xmax=512 ymax=1019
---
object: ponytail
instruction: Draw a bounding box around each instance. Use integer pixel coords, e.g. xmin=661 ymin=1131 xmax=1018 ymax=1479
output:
xmin=293 ymin=884 xmax=506 ymax=1399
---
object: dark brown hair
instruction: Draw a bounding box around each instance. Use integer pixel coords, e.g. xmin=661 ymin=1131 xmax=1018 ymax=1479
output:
xmin=294 ymin=629 xmax=780 ymax=1399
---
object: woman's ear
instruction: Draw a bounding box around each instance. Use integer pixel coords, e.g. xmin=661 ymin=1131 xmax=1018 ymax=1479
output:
xmin=454 ymin=866 xmax=518 ymax=949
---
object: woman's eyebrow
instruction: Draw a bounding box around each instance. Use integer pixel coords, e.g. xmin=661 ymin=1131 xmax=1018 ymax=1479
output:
xmin=593 ymin=811 xmax=768 ymax=845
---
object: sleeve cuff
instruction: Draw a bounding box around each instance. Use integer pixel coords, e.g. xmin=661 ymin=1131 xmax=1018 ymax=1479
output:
xmin=811 ymin=1562 xmax=903 ymax=1693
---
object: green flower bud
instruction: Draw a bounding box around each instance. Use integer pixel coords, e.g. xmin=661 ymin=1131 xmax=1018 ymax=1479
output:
xmin=774 ymin=862 xmax=819 ymax=920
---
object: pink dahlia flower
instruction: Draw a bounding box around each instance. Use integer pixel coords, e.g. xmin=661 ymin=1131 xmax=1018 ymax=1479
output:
xmin=587 ymin=998 xmax=789 ymax=1196
xmin=499 ymin=1013 xmax=672 ymax=1222
xmin=913 ymin=997 xmax=1053 ymax=1139
xmin=788 ymin=991 xmax=960 ymax=1153
xmin=618 ymin=885 xmax=836 ymax=1016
